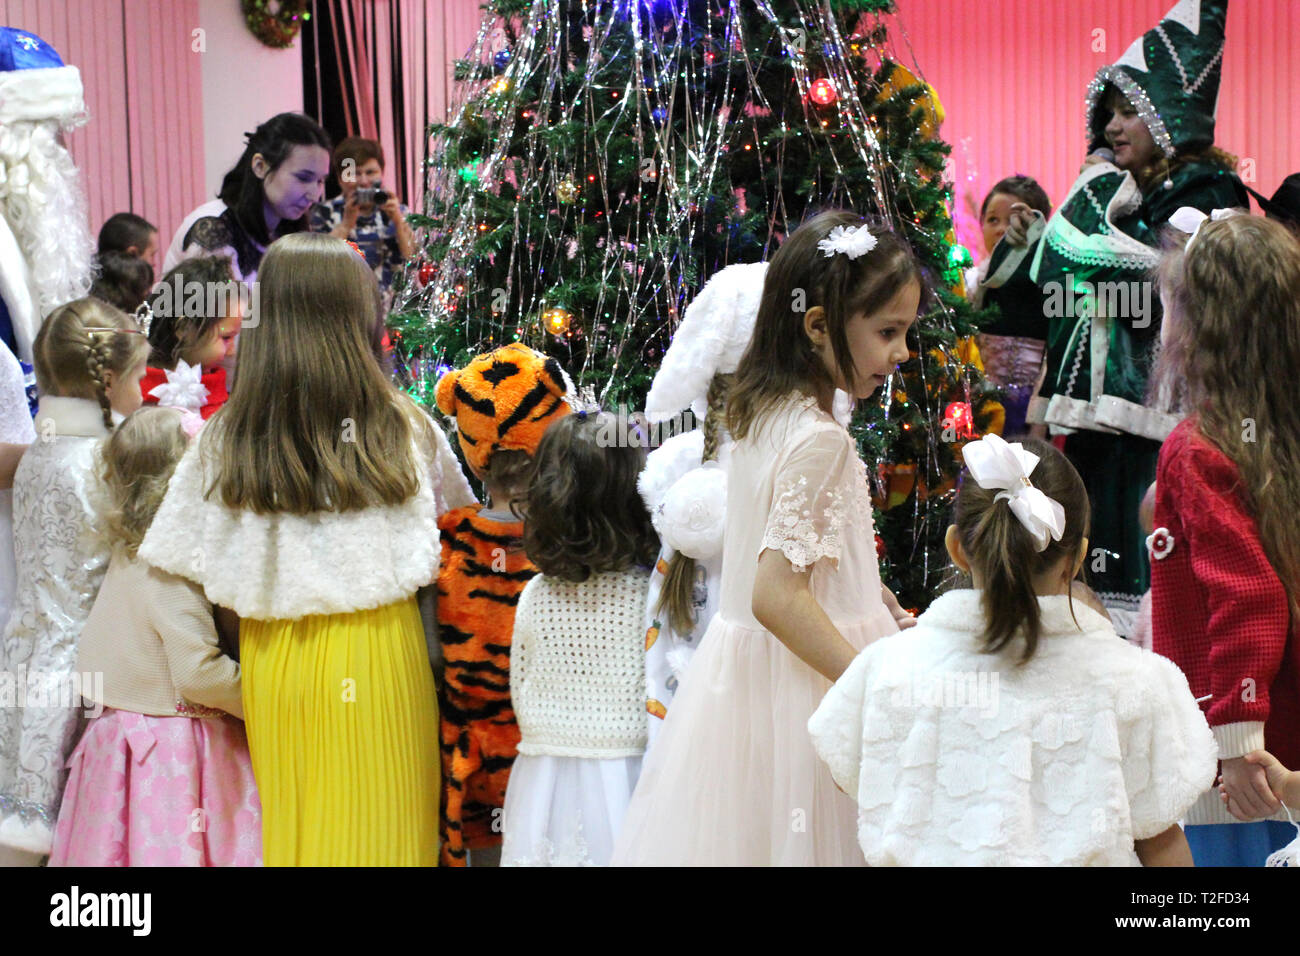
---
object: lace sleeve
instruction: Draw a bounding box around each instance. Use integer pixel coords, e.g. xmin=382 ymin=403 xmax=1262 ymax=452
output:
xmin=759 ymin=424 xmax=859 ymax=572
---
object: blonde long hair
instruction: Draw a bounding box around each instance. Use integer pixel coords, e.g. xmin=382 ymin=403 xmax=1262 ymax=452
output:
xmin=99 ymin=406 xmax=188 ymax=557
xmin=1155 ymin=214 xmax=1300 ymax=618
xmin=204 ymin=232 xmax=428 ymax=514
xmin=33 ymin=297 xmax=149 ymax=430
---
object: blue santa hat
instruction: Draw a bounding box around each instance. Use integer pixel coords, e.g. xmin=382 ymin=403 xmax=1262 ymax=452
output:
xmin=0 ymin=27 xmax=85 ymax=126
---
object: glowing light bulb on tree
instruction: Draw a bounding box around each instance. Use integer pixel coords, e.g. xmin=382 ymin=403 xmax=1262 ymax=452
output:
xmin=809 ymin=78 xmax=837 ymax=105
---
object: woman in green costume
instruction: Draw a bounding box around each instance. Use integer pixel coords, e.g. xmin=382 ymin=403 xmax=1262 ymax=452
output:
xmin=981 ymin=0 xmax=1247 ymax=635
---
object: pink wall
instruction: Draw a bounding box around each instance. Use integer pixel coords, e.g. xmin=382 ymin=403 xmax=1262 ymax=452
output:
xmin=889 ymin=0 xmax=1299 ymax=258
xmin=0 ymin=0 xmax=205 ymax=259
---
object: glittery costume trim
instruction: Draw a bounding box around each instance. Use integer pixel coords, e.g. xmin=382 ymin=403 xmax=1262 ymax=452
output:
xmin=0 ymin=793 xmax=56 ymax=829
xmin=1086 ymin=69 xmax=1175 ymax=159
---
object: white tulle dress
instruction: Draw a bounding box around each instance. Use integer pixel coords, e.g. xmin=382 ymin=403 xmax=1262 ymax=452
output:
xmin=612 ymin=393 xmax=897 ymax=866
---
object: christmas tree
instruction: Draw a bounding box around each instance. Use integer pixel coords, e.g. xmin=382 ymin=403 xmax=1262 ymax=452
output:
xmin=391 ymin=0 xmax=1003 ymax=610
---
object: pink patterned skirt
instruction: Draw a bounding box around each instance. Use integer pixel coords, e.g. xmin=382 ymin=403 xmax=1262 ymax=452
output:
xmin=49 ymin=708 xmax=262 ymax=866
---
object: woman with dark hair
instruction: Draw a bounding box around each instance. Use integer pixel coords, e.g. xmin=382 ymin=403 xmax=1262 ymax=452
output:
xmin=980 ymin=0 xmax=1247 ymax=636
xmin=163 ymin=113 xmax=331 ymax=285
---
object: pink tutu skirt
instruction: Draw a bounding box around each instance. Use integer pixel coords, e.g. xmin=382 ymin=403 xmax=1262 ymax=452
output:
xmin=50 ymin=708 xmax=262 ymax=866
xmin=612 ymin=611 xmax=894 ymax=866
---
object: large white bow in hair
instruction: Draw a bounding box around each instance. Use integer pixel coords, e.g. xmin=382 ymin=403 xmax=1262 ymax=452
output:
xmin=1167 ymin=206 xmax=1239 ymax=253
xmin=962 ymin=433 xmax=1066 ymax=552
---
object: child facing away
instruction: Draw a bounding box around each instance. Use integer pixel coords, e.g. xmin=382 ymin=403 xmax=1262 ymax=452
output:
xmin=501 ymin=411 xmax=660 ymax=866
xmin=50 ymin=406 xmax=260 ymax=866
xmin=137 ymin=233 xmax=474 ymax=866
xmin=432 ymin=343 xmax=572 ymax=866
xmin=138 ymin=255 xmax=242 ymax=420
xmin=1148 ymin=211 xmax=1300 ymax=866
xmin=613 ymin=210 xmax=919 ymax=866
xmin=809 ymin=433 xmax=1218 ymax=865
xmin=0 ymin=298 xmax=149 ymax=861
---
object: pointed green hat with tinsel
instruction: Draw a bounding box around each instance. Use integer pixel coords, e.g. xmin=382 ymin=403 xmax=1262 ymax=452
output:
xmin=1086 ymin=0 xmax=1228 ymax=158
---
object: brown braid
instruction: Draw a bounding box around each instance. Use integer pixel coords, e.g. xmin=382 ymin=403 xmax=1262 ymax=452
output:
xmin=656 ymin=373 xmax=731 ymax=636
xmin=84 ymin=333 xmax=115 ymax=430
xmin=32 ymin=298 xmax=150 ymax=432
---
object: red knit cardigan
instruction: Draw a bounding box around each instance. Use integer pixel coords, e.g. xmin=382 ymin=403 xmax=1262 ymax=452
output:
xmin=1150 ymin=418 xmax=1300 ymax=771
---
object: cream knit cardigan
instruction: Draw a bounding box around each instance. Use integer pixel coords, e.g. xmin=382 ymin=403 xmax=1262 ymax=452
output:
xmin=512 ymin=569 xmax=651 ymax=759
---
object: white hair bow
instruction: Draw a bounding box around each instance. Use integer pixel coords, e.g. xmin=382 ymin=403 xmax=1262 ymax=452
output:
xmin=1168 ymin=206 xmax=1239 ymax=254
xmin=148 ymin=359 xmax=209 ymax=414
xmin=817 ymin=224 xmax=878 ymax=260
xmin=962 ymin=433 xmax=1066 ymax=552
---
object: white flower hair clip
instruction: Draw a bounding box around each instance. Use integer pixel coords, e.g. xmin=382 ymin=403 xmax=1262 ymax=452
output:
xmin=148 ymin=359 xmax=209 ymax=415
xmin=817 ymin=224 xmax=878 ymax=260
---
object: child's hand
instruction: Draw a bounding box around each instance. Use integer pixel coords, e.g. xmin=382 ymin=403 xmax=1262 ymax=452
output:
xmin=1217 ymin=754 xmax=1283 ymax=821
xmin=1002 ymin=203 xmax=1035 ymax=247
xmin=1221 ymin=751 xmax=1298 ymax=814
xmin=882 ymin=586 xmax=917 ymax=631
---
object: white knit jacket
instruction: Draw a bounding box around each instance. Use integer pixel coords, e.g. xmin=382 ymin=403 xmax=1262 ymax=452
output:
xmin=512 ymin=569 xmax=651 ymax=758
xmin=808 ymin=589 xmax=1219 ymax=866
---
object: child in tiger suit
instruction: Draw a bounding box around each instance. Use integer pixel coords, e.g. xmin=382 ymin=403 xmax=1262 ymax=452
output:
xmin=433 ymin=344 xmax=572 ymax=866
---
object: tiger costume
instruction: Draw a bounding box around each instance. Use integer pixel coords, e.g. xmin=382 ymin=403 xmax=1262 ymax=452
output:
xmin=433 ymin=344 xmax=571 ymax=866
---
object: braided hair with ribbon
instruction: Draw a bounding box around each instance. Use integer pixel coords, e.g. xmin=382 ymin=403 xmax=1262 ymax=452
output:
xmin=951 ymin=434 xmax=1091 ymax=661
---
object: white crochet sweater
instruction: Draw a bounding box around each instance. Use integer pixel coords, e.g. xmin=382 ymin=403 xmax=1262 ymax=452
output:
xmin=512 ymin=569 xmax=651 ymax=759
xmin=808 ymin=589 xmax=1219 ymax=867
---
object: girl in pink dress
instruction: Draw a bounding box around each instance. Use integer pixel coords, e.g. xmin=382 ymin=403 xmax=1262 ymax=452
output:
xmin=50 ymin=406 xmax=261 ymax=866
xmin=612 ymin=211 xmax=921 ymax=865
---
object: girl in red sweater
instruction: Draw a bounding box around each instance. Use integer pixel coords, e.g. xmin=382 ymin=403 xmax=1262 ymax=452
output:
xmin=1150 ymin=211 xmax=1300 ymax=866
xmin=138 ymin=255 xmax=241 ymax=420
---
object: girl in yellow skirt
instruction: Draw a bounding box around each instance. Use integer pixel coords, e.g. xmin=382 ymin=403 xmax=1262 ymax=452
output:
xmin=139 ymin=234 xmax=475 ymax=865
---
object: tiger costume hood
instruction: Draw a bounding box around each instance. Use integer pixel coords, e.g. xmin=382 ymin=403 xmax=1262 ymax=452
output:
xmin=435 ymin=343 xmax=573 ymax=473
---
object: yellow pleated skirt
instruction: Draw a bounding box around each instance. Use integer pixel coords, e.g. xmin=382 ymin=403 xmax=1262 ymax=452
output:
xmin=240 ymin=597 xmax=439 ymax=866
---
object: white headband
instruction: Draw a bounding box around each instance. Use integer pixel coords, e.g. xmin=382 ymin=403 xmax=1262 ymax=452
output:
xmin=962 ymin=434 xmax=1066 ymax=552
xmin=1167 ymin=206 xmax=1239 ymax=255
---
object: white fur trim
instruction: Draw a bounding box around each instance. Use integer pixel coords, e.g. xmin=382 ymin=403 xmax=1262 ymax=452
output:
xmin=1094 ymin=396 xmax=1182 ymax=442
xmin=34 ymin=396 xmax=113 ymax=438
xmin=0 ymin=812 xmax=53 ymax=856
xmin=0 ymin=66 xmax=85 ymax=126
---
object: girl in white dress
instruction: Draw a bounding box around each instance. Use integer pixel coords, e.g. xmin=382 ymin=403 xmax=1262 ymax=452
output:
xmin=612 ymin=211 xmax=921 ymax=866
xmin=501 ymin=411 xmax=660 ymax=866
xmin=809 ymin=434 xmax=1218 ymax=865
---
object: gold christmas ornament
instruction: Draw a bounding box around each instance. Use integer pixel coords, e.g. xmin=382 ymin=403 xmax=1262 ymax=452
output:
xmin=556 ymin=176 xmax=579 ymax=203
xmin=542 ymin=307 xmax=573 ymax=335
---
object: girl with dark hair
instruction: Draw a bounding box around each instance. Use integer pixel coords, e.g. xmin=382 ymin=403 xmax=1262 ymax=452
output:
xmin=613 ymin=210 xmax=920 ymax=866
xmin=810 ymin=434 xmax=1217 ymax=866
xmin=138 ymin=256 xmax=241 ymax=420
xmin=499 ymin=411 xmax=659 ymax=866
xmin=163 ymin=113 xmax=331 ymax=285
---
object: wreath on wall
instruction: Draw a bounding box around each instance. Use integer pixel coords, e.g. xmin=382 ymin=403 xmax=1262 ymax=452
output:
xmin=242 ymin=0 xmax=311 ymax=49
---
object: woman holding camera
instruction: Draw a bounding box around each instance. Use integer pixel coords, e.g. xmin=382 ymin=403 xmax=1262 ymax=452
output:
xmin=311 ymin=137 xmax=415 ymax=296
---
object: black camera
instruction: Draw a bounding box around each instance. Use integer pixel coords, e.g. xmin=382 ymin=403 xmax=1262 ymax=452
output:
xmin=355 ymin=186 xmax=390 ymax=205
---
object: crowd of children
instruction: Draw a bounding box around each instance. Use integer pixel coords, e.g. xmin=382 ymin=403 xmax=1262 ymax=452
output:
xmin=1 ymin=0 xmax=1299 ymax=869
xmin=0 ymin=199 xmax=1293 ymax=869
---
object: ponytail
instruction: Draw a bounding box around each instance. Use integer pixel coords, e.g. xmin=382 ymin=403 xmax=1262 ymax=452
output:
xmin=952 ymin=438 xmax=1090 ymax=662
xmin=657 ymin=373 xmax=729 ymax=636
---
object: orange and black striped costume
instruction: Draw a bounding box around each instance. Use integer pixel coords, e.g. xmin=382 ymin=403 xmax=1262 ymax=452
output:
xmin=435 ymin=505 xmax=536 ymax=866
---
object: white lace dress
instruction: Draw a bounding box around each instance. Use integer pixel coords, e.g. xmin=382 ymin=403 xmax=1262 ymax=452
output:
xmin=808 ymin=590 xmax=1219 ymax=865
xmin=0 ymin=397 xmax=113 ymax=856
xmin=612 ymin=394 xmax=897 ymax=866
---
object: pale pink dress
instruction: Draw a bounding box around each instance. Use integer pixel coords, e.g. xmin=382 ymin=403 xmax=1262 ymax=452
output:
xmin=50 ymin=709 xmax=262 ymax=866
xmin=612 ymin=394 xmax=897 ymax=865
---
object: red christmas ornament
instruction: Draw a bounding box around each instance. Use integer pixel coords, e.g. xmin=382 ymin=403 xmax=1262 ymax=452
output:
xmin=417 ymin=261 xmax=435 ymax=287
xmin=809 ymin=78 xmax=837 ymax=106
xmin=875 ymin=534 xmax=886 ymax=560
xmin=943 ymin=400 xmax=974 ymax=439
